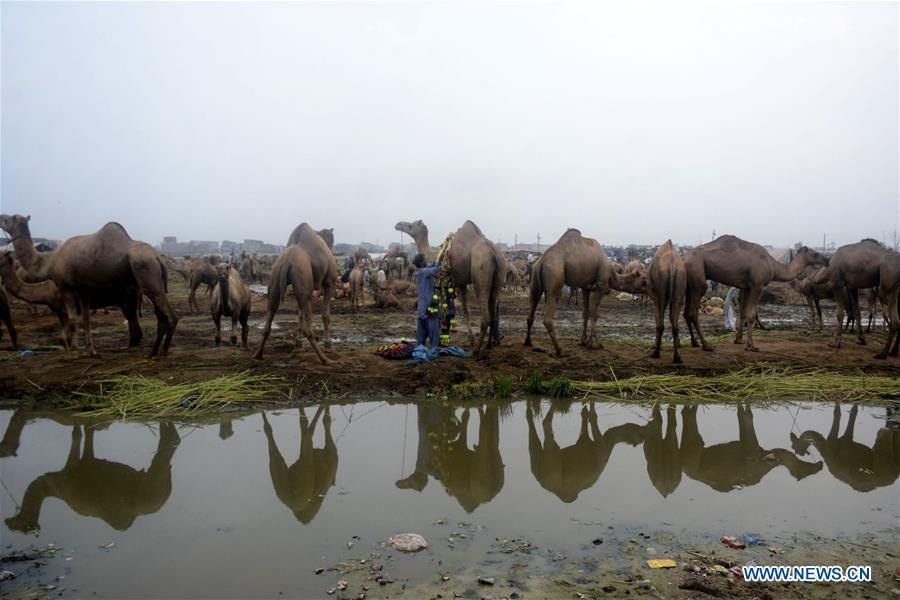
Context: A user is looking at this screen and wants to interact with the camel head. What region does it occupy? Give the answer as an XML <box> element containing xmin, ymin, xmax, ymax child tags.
<box><xmin>789</xmin><ymin>431</ymin><xmax>823</xmax><ymax>456</ymax></box>
<box><xmin>793</xmin><ymin>246</ymin><xmax>829</xmax><ymax>268</ymax></box>
<box><xmin>316</xmin><ymin>228</ymin><xmax>334</xmax><ymax>250</ymax></box>
<box><xmin>0</xmin><ymin>214</ymin><xmax>30</xmax><ymax>237</ymax></box>
<box><xmin>216</xmin><ymin>262</ymin><xmax>233</xmax><ymax>283</ymax></box>
<box><xmin>616</xmin><ymin>266</ymin><xmax>649</xmax><ymax>295</ymax></box>
<box><xmin>395</xmin><ymin>220</ymin><xmax>427</xmax><ymax>240</ymax></box>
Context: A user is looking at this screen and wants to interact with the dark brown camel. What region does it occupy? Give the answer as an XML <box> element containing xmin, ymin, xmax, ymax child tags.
<box><xmin>0</xmin><ymin>252</ymin><xmax>72</xmax><ymax>348</ymax></box>
<box><xmin>647</xmin><ymin>240</ymin><xmax>686</xmax><ymax>363</ymax></box>
<box><xmin>0</xmin><ymin>285</ymin><xmax>17</xmax><ymax>350</ymax></box>
<box><xmin>0</xmin><ymin>214</ymin><xmax>177</xmax><ymax>357</ymax></box>
<box><xmin>186</xmin><ymin>258</ymin><xmax>217</xmax><ymax>313</ymax></box>
<box><xmin>683</xmin><ymin>235</ymin><xmax>828</xmax><ymax>352</ymax></box>
<box><xmin>524</xmin><ymin>229</ymin><xmax>648</xmax><ymax>355</ymax></box>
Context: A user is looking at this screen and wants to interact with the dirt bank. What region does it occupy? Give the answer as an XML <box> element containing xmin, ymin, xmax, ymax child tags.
<box><xmin>1</xmin><ymin>281</ymin><xmax>897</xmax><ymax>402</ymax></box>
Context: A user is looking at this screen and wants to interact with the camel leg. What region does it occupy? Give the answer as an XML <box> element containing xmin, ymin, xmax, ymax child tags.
<box><xmin>460</xmin><ymin>287</ymin><xmax>474</xmax><ymax>346</ymax></box>
<box><xmin>669</xmin><ymin>293</ymin><xmax>683</xmax><ymax>364</ymax></box>
<box><xmin>297</xmin><ymin>292</ymin><xmax>330</xmax><ymax>364</ymax></box>
<box><xmin>121</xmin><ymin>298</ymin><xmax>142</xmax><ymax>348</ymax></box>
<box><xmin>683</xmin><ymin>282</ymin><xmax>712</xmax><ymax>351</ymax></box>
<box><xmin>734</xmin><ymin>291</ymin><xmax>745</xmax><ymax>344</ymax></box>
<box><xmin>650</xmin><ymin>291</ymin><xmax>664</xmax><ymax>359</ymax></box>
<box><xmin>580</xmin><ymin>287</ymin><xmax>590</xmax><ymax>346</ymax></box>
<box><xmin>850</xmin><ymin>289</ymin><xmax>866</xmax><ymax>345</ymax></box>
<box><xmin>188</xmin><ymin>281</ymin><xmax>199</xmax><ymax>313</ymax></box>
<box><xmin>0</xmin><ymin>297</ymin><xmax>17</xmax><ymax>351</ymax></box>
<box><xmin>830</xmin><ymin>287</ymin><xmax>849</xmax><ymax>348</ymax></box>
<box><xmin>254</xmin><ymin>296</ymin><xmax>280</xmax><ymax>360</ymax></box>
<box><xmin>213</xmin><ymin>310</ymin><xmax>222</xmax><ymax>346</ymax></box>
<box><xmin>542</xmin><ymin>290</ymin><xmax>564</xmax><ymax>356</ymax></box>
<box><xmin>240</xmin><ymin>309</ymin><xmax>250</xmax><ymax>348</ymax></box>
<box><xmin>524</xmin><ymin>287</ymin><xmax>540</xmax><ymax>347</ymax></box>
<box><xmin>145</xmin><ymin>291</ymin><xmax>178</xmax><ymax>358</ymax></box>
<box><xmin>66</xmin><ymin>425</ymin><xmax>83</xmax><ymax>468</ymax></box>
<box><xmin>321</xmin><ymin>282</ymin><xmax>333</xmax><ymax>351</ymax></box>
<box><xmin>874</xmin><ymin>286</ymin><xmax>899</xmax><ymax>359</ymax></box>
<box><xmin>230</xmin><ymin>313</ymin><xmax>239</xmax><ymax>346</ymax></box>
<box><xmin>587</xmin><ymin>288</ymin><xmax>604</xmax><ymax>350</ymax></box>
<box><xmin>77</xmin><ymin>294</ymin><xmax>98</xmax><ymax>357</ymax></box>
<box><xmin>741</xmin><ymin>287</ymin><xmax>764</xmax><ymax>352</ymax></box>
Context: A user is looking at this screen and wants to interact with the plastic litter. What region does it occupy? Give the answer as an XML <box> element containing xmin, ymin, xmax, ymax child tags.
<box><xmin>647</xmin><ymin>559</ymin><xmax>677</xmax><ymax>569</ymax></box>
<box><xmin>19</xmin><ymin>350</ymin><xmax>35</xmax><ymax>358</ymax></box>
<box><xmin>720</xmin><ymin>536</ymin><xmax>746</xmax><ymax>549</ymax></box>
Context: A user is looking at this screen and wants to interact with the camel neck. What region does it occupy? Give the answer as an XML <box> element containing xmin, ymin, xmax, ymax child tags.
<box><xmin>772</xmin><ymin>256</ymin><xmax>806</xmax><ymax>282</ymax></box>
<box><xmin>10</xmin><ymin>228</ymin><xmax>50</xmax><ymax>279</ymax></box>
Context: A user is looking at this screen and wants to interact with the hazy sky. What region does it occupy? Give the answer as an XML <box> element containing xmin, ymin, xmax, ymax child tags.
<box><xmin>2</xmin><ymin>1</ymin><xmax>898</xmax><ymax>249</ymax></box>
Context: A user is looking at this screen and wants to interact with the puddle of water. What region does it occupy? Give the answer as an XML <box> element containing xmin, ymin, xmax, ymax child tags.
<box><xmin>1</xmin><ymin>401</ymin><xmax>897</xmax><ymax>598</ymax></box>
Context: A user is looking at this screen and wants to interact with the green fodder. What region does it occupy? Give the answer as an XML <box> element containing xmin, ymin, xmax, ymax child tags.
<box><xmin>527</xmin><ymin>368</ymin><xmax>544</xmax><ymax>394</ymax></box>
<box><xmin>564</xmin><ymin>364</ymin><xmax>900</xmax><ymax>403</ymax></box>
<box><xmin>547</xmin><ymin>376</ymin><xmax>573</xmax><ymax>399</ymax></box>
<box><xmin>69</xmin><ymin>372</ymin><xmax>284</xmax><ymax>418</ymax></box>
<box><xmin>493</xmin><ymin>374</ymin><xmax>514</xmax><ymax>399</ymax></box>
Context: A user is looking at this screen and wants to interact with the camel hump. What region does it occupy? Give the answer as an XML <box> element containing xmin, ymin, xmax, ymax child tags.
<box><xmin>859</xmin><ymin>238</ymin><xmax>884</xmax><ymax>246</ymax></box>
<box><xmin>460</xmin><ymin>220</ymin><xmax>485</xmax><ymax>237</ymax></box>
<box><xmin>286</xmin><ymin>223</ymin><xmax>313</xmax><ymax>247</ymax></box>
<box><xmin>99</xmin><ymin>222</ymin><xmax>133</xmax><ymax>239</ymax></box>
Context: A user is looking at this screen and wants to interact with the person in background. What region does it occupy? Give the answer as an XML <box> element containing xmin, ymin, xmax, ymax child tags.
<box><xmin>724</xmin><ymin>286</ymin><xmax>739</xmax><ymax>332</ymax></box>
<box><xmin>413</xmin><ymin>254</ymin><xmax>441</xmax><ymax>348</ymax></box>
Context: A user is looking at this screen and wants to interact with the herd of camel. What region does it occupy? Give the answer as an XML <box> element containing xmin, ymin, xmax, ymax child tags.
<box><xmin>1</xmin><ymin>401</ymin><xmax>897</xmax><ymax>531</ymax></box>
<box><xmin>0</xmin><ymin>212</ymin><xmax>898</xmax><ymax>364</ymax></box>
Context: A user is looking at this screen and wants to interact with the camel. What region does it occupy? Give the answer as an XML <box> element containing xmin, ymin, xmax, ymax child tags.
<box><xmin>809</xmin><ymin>240</ymin><xmax>900</xmax><ymax>358</ymax></box>
<box><xmin>791</xmin><ymin>403</ymin><xmax>900</xmax><ymax>492</ymax></box>
<box><xmin>0</xmin><ymin>252</ymin><xmax>72</xmax><ymax>348</ymax></box>
<box><xmin>186</xmin><ymin>258</ymin><xmax>217</xmax><ymax>313</ymax></box>
<box><xmin>160</xmin><ymin>255</ymin><xmax>190</xmax><ymax>284</ymax></box>
<box><xmin>255</xmin><ymin>224</ymin><xmax>336</xmax><ymax>364</ymax></box>
<box><xmin>0</xmin><ymin>285</ymin><xmax>16</xmax><ymax>350</ymax></box>
<box><xmin>348</xmin><ymin>265</ymin><xmax>366</xmax><ymax>312</ymax></box>
<box><xmin>0</xmin><ymin>214</ymin><xmax>177</xmax><ymax>357</ymax></box>
<box><xmin>5</xmin><ymin>422</ymin><xmax>180</xmax><ymax>533</ymax></box>
<box><xmin>683</xmin><ymin>235</ymin><xmax>828</xmax><ymax>352</ymax></box>
<box><xmin>238</xmin><ymin>253</ymin><xmax>264</xmax><ymax>284</ymax></box>
<box><xmin>261</xmin><ymin>408</ymin><xmax>338</xmax><ymax>524</ymax></box>
<box><xmin>524</xmin><ymin>229</ymin><xmax>648</xmax><ymax>356</ymax></box>
<box><xmin>396</xmin><ymin>220</ymin><xmax>506</xmax><ymax>353</ymax></box>
<box><xmin>528</xmin><ymin>402</ymin><xmax>644</xmax><ymax>502</ymax></box>
<box><xmin>355</xmin><ymin>246</ymin><xmax>370</xmax><ymax>264</ymax></box>
<box><xmin>643</xmin><ymin>405</ymin><xmax>682</xmax><ymax>497</ymax></box>
<box><xmin>647</xmin><ymin>240</ymin><xmax>686</xmax><ymax>363</ymax></box>
<box><xmin>287</xmin><ymin>222</ymin><xmax>338</xmax><ymax>342</ymax></box>
<box><xmin>209</xmin><ymin>263</ymin><xmax>251</xmax><ymax>347</ymax></box>
<box><xmin>679</xmin><ymin>404</ymin><xmax>822</xmax><ymax>493</ymax></box>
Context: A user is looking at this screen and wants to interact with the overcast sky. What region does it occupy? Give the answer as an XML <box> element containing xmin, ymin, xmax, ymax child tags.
<box><xmin>2</xmin><ymin>1</ymin><xmax>897</xmax><ymax>249</ymax></box>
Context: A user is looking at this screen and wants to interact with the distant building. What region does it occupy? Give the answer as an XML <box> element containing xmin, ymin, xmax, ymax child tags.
<box><xmin>160</xmin><ymin>236</ymin><xmax>220</xmax><ymax>256</ymax></box>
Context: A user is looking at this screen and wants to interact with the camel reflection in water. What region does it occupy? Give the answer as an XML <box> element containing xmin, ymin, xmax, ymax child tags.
<box><xmin>261</xmin><ymin>407</ymin><xmax>338</xmax><ymax>523</ymax></box>
<box><xmin>396</xmin><ymin>404</ymin><xmax>504</xmax><ymax>512</ymax></box>
<box><xmin>528</xmin><ymin>402</ymin><xmax>643</xmax><ymax>502</ymax></box>
<box><xmin>676</xmin><ymin>404</ymin><xmax>823</xmax><ymax>492</ymax></box>
<box><xmin>5</xmin><ymin>421</ymin><xmax>180</xmax><ymax>533</ymax></box>
<box><xmin>791</xmin><ymin>403</ymin><xmax>900</xmax><ymax>492</ymax></box>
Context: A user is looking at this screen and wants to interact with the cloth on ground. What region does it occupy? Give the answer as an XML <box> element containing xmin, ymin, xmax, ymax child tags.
<box><xmin>408</xmin><ymin>344</ymin><xmax>468</xmax><ymax>364</ymax></box>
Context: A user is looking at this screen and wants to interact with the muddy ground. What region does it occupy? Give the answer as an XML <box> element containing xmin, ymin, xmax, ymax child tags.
<box><xmin>1</xmin><ymin>280</ymin><xmax>898</xmax><ymax>401</ymax></box>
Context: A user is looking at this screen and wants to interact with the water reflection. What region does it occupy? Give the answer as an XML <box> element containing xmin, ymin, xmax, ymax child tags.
<box><xmin>5</xmin><ymin>422</ymin><xmax>180</xmax><ymax>533</ymax></box>
<box><xmin>791</xmin><ymin>403</ymin><xmax>900</xmax><ymax>492</ymax></box>
<box><xmin>680</xmin><ymin>404</ymin><xmax>822</xmax><ymax>492</ymax></box>
<box><xmin>528</xmin><ymin>402</ymin><xmax>643</xmax><ymax>502</ymax></box>
<box><xmin>396</xmin><ymin>405</ymin><xmax>504</xmax><ymax>512</ymax></box>
<box><xmin>262</xmin><ymin>407</ymin><xmax>338</xmax><ymax>523</ymax></box>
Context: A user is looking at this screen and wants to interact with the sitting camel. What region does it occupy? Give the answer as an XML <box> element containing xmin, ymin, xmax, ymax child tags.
<box><xmin>524</xmin><ymin>229</ymin><xmax>648</xmax><ymax>356</ymax></box>
<box><xmin>791</xmin><ymin>403</ymin><xmax>900</xmax><ymax>492</ymax></box>
<box><xmin>0</xmin><ymin>285</ymin><xmax>16</xmax><ymax>350</ymax></box>
<box><xmin>809</xmin><ymin>239</ymin><xmax>900</xmax><ymax>358</ymax></box>
<box><xmin>5</xmin><ymin>422</ymin><xmax>180</xmax><ymax>533</ymax></box>
<box><xmin>396</xmin><ymin>219</ymin><xmax>506</xmax><ymax>353</ymax></box>
<box><xmin>647</xmin><ymin>240</ymin><xmax>686</xmax><ymax>363</ymax></box>
<box><xmin>255</xmin><ymin>224</ymin><xmax>336</xmax><ymax>364</ymax></box>
<box><xmin>679</xmin><ymin>404</ymin><xmax>822</xmax><ymax>493</ymax></box>
<box><xmin>261</xmin><ymin>408</ymin><xmax>338</xmax><ymax>524</ymax></box>
<box><xmin>0</xmin><ymin>214</ymin><xmax>177</xmax><ymax>357</ymax></box>
<box><xmin>348</xmin><ymin>265</ymin><xmax>366</xmax><ymax>312</ymax></box>
<box><xmin>209</xmin><ymin>263</ymin><xmax>251</xmax><ymax>347</ymax></box>
<box><xmin>528</xmin><ymin>402</ymin><xmax>644</xmax><ymax>502</ymax></box>
<box><xmin>683</xmin><ymin>235</ymin><xmax>828</xmax><ymax>352</ymax></box>
<box><xmin>0</xmin><ymin>252</ymin><xmax>72</xmax><ymax>348</ymax></box>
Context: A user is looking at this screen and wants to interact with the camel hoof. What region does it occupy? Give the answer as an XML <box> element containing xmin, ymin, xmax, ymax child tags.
<box><xmin>856</xmin><ymin>339</ymin><xmax>866</xmax><ymax>346</ymax></box>
<box><xmin>673</xmin><ymin>356</ymin><xmax>683</xmax><ymax>364</ymax></box>
<box><xmin>745</xmin><ymin>346</ymin><xmax>760</xmax><ymax>353</ymax></box>
<box><xmin>253</xmin><ymin>351</ymin><xmax>264</xmax><ymax>360</ymax></box>
<box><xmin>215</xmin><ymin>339</ymin><xmax>221</xmax><ymax>347</ymax></box>
<box><xmin>702</xmin><ymin>346</ymin><xmax>713</xmax><ymax>352</ymax></box>
<box><xmin>231</xmin><ymin>338</ymin><xmax>237</xmax><ymax>346</ymax></box>
<box><xmin>523</xmin><ymin>340</ymin><xmax>532</xmax><ymax>347</ymax></box>
<box><xmin>650</xmin><ymin>351</ymin><xmax>660</xmax><ymax>359</ymax></box>
<box><xmin>874</xmin><ymin>353</ymin><xmax>887</xmax><ymax>360</ymax></box>
<box><xmin>690</xmin><ymin>340</ymin><xmax>700</xmax><ymax>348</ymax></box>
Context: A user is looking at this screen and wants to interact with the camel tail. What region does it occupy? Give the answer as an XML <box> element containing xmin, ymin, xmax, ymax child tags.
<box><xmin>157</xmin><ymin>256</ymin><xmax>169</xmax><ymax>294</ymax></box>
<box><xmin>530</xmin><ymin>259</ymin><xmax>545</xmax><ymax>307</ymax></box>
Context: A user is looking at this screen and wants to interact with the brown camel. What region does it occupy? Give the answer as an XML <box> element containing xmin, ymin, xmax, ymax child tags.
<box><xmin>0</xmin><ymin>252</ymin><xmax>72</xmax><ymax>348</ymax></box>
<box><xmin>647</xmin><ymin>240</ymin><xmax>686</xmax><ymax>363</ymax></box>
<box><xmin>287</xmin><ymin>222</ymin><xmax>339</xmax><ymax>347</ymax></box>
<box><xmin>809</xmin><ymin>239</ymin><xmax>899</xmax><ymax>357</ymax></box>
<box><xmin>210</xmin><ymin>263</ymin><xmax>251</xmax><ymax>347</ymax></box>
<box><xmin>0</xmin><ymin>214</ymin><xmax>177</xmax><ymax>357</ymax></box>
<box><xmin>354</xmin><ymin>246</ymin><xmax>370</xmax><ymax>264</ymax></box>
<box><xmin>186</xmin><ymin>258</ymin><xmax>218</xmax><ymax>313</ymax></box>
<box><xmin>0</xmin><ymin>285</ymin><xmax>16</xmax><ymax>350</ymax></box>
<box><xmin>683</xmin><ymin>235</ymin><xmax>828</xmax><ymax>352</ymax></box>
<box><xmin>255</xmin><ymin>224</ymin><xmax>336</xmax><ymax>364</ymax></box>
<box><xmin>348</xmin><ymin>266</ymin><xmax>365</xmax><ymax>312</ymax></box>
<box><xmin>238</xmin><ymin>253</ymin><xmax>265</xmax><ymax>285</ymax></box>
<box><xmin>523</xmin><ymin>229</ymin><xmax>648</xmax><ymax>356</ymax></box>
<box><xmin>396</xmin><ymin>219</ymin><xmax>506</xmax><ymax>353</ymax></box>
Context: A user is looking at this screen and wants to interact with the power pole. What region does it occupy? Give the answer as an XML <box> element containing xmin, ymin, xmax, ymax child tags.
<box><xmin>537</xmin><ymin>234</ymin><xmax>541</xmax><ymax>253</ymax></box>
<box><xmin>514</xmin><ymin>234</ymin><xmax>518</xmax><ymax>250</ymax></box>
<box><xmin>822</xmin><ymin>233</ymin><xmax>826</xmax><ymax>252</ymax></box>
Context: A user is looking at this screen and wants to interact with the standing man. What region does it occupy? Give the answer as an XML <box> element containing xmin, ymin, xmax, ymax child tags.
<box><xmin>413</xmin><ymin>254</ymin><xmax>441</xmax><ymax>348</ymax></box>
